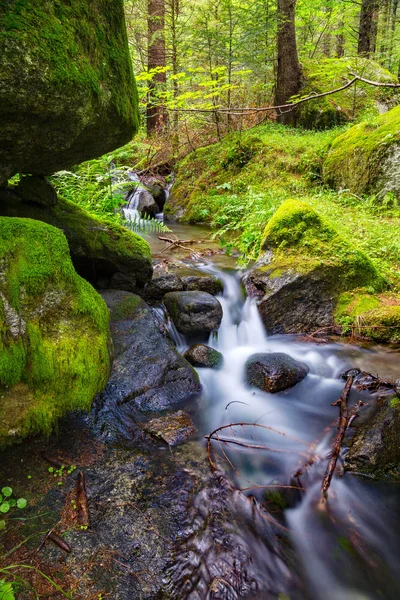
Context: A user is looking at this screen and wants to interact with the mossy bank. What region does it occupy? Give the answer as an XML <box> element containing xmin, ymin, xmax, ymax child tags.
<box><xmin>0</xmin><ymin>0</ymin><xmax>139</xmax><ymax>185</ymax></box>
<box><xmin>0</xmin><ymin>217</ymin><xmax>112</xmax><ymax>446</ymax></box>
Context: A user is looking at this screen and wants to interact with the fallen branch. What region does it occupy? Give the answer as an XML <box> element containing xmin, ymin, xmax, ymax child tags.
<box><xmin>320</xmin><ymin>369</ymin><xmax>361</xmax><ymax>505</ymax></box>
<box><xmin>76</xmin><ymin>471</ymin><xmax>90</xmax><ymax>528</ymax></box>
<box><xmin>165</xmin><ymin>73</ymin><xmax>400</xmax><ymax>117</ymax></box>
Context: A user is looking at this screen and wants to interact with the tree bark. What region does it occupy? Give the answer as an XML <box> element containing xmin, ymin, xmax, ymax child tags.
<box><xmin>147</xmin><ymin>0</ymin><xmax>167</xmax><ymax>136</ymax></box>
<box><xmin>275</xmin><ymin>0</ymin><xmax>302</xmax><ymax>125</ymax></box>
<box><xmin>358</xmin><ymin>0</ymin><xmax>380</xmax><ymax>57</ymax></box>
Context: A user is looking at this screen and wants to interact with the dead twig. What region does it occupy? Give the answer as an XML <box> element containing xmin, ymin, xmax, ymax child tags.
<box><xmin>76</xmin><ymin>471</ymin><xmax>90</xmax><ymax>528</ymax></box>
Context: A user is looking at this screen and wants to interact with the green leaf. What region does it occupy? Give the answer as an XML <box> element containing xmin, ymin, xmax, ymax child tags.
<box><xmin>0</xmin><ymin>502</ymin><xmax>10</xmax><ymax>513</ymax></box>
<box><xmin>0</xmin><ymin>520</ymin><xmax>5</xmax><ymax>530</ymax></box>
<box><xmin>17</xmin><ymin>498</ymin><xmax>27</xmax><ymax>509</ymax></box>
<box><xmin>1</xmin><ymin>487</ymin><xmax>12</xmax><ymax>498</ymax></box>
<box><xmin>0</xmin><ymin>579</ymin><xmax>15</xmax><ymax>600</ymax></box>
<box><xmin>8</xmin><ymin>500</ymin><xmax>16</xmax><ymax>508</ymax></box>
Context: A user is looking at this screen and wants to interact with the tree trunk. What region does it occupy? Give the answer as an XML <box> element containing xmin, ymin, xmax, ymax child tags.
<box><xmin>275</xmin><ymin>0</ymin><xmax>302</xmax><ymax>125</ymax></box>
<box><xmin>358</xmin><ymin>0</ymin><xmax>380</xmax><ymax>57</ymax></box>
<box><xmin>147</xmin><ymin>0</ymin><xmax>167</xmax><ymax>136</ymax></box>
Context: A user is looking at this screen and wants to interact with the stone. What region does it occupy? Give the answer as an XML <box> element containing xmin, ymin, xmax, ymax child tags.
<box><xmin>94</xmin><ymin>290</ymin><xmax>201</xmax><ymax>441</ymax></box>
<box><xmin>0</xmin><ymin>217</ymin><xmax>111</xmax><ymax>446</ymax></box>
<box><xmin>16</xmin><ymin>175</ymin><xmax>57</xmax><ymax>207</ymax></box>
<box><xmin>245</xmin><ymin>353</ymin><xmax>309</xmax><ymax>393</ymax></box>
<box><xmin>136</xmin><ymin>189</ymin><xmax>160</xmax><ymax>217</ymax></box>
<box><xmin>184</xmin><ymin>344</ymin><xmax>224</xmax><ymax>369</ymax></box>
<box><xmin>144</xmin><ymin>410</ymin><xmax>196</xmax><ymax>446</ymax></box>
<box><xmin>0</xmin><ymin>193</ymin><xmax>153</xmax><ymax>289</ymax></box>
<box><xmin>163</xmin><ymin>291</ymin><xmax>223</xmax><ymax>335</ymax></box>
<box><xmin>148</xmin><ymin>184</ymin><xmax>167</xmax><ymax>211</ymax></box>
<box><xmin>243</xmin><ymin>199</ymin><xmax>383</xmax><ymax>334</ymax></box>
<box><xmin>323</xmin><ymin>104</ymin><xmax>400</xmax><ymax>201</ymax></box>
<box><xmin>0</xmin><ymin>0</ymin><xmax>139</xmax><ymax>184</ymax></box>
<box><xmin>182</xmin><ymin>275</ymin><xmax>223</xmax><ymax>295</ymax></box>
<box><xmin>345</xmin><ymin>373</ymin><xmax>400</xmax><ymax>480</ymax></box>
<box><xmin>144</xmin><ymin>272</ymin><xmax>184</xmax><ymax>300</ymax></box>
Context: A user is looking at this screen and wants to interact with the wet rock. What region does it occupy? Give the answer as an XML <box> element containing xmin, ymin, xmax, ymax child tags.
<box><xmin>144</xmin><ymin>410</ymin><xmax>196</xmax><ymax>446</ymax></box>
<box><xmin>16</xmin><ymin>175</ymin><xmax>57</xmax><ymax>207</ymax></box>
<box><xmin>245</xmin><ymin>352</ymin><xmax>309</xmax><ymax>393</ymax></box>
<box><xmin>144</xmin><ymin>272</ymin><xmax>184</xmax><ymax>300</ymax></box>
<box><xmin>95</xmin><ymin>290</ymin><xmax>201</xmax><ymax>442</ymax></box>
<box><xmin>136</xmin><ymin>189</ymin><xmax>160</xmax><ymax>217</ymax></box>
<box><xmin>184</xmin><ymin>344</ymin><xmax>224</xmax><ymax>369</ymax></box>
<box><xmin>0</xmin><ymin>193</ymin><xmax>153</xmax><ymax>288</ymax></box>
<box><xmin>345</xmin><ymin>373</ymin><xmax>400</xmax><ymax>480</ymax></box>
<box><xmin>182</xmin><ymin>274</ymin><xmax>223</xmax><ymax>295</ymax></box>
<box><xmin>148</xmin><ymin>184</ymin><xmax>167</xmax><ymax>211</ymax></box>
<box><xmin>163</xmin><ymin>291</ymin><xmax>223</xmax><ymax>334</ymax></box>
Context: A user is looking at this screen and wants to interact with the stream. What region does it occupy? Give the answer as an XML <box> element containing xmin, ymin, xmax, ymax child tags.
<box><xmin>146</xmin><ymin>222</ymin><xmax>400</xmax><ymax>600</ymax></box>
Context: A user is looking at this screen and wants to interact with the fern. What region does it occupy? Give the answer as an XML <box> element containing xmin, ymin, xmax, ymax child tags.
<box><xmin>124</xmin><ymin>212</ymin><xmax>172</xmax><ymax>234</ymax></box>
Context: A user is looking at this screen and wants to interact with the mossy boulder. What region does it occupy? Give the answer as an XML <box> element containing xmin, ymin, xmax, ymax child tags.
<box><xmin>298</xmin><ymin>57</ymin><xmax>398</xmax><ymax>130</ymax></box>
<box><xmin>245</xmin><ymin>353</ymin><xmax>309</xmax><ymax>393</ymax></box>
<box><xmin>0</xmin><ymin>217</ymin><xmax>111</xmax><ymax>446</ymax></box>
<box><xmin>0</xmin><ymin>188</ymin><xmax>152</xmax><ymax>288</ymax></box>
<box><xmin>184</xmin><ymin>344</ymin><xmax>224</xmax><ymax>369</ymax></box>
<box><xmin>244</xmin><ymin>199</ymin><xmax>384</xmax><ymax>334</ymax></box>
<box><xmin>323</xmin><ymin>105</ymin><xmax>400</xmax><ymax>201</ymax></box>
<box><xmin>0</xmin><ymin>0</ymin><xmax>139</xmax><ymax>186</ymax></box>
<box><xmin>335</xmin><ymin>291</ymin><xmax>400</xmax><ymax>344</ymax></box>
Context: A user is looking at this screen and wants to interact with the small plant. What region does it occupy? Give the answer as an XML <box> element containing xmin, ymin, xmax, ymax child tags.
<box><xmin>0</xmin><ymin>579</ymin><xmax>15</xmax><ymax>600</ymax></box>
<box><xmin>48</xmin><ymin>465</ymin><xmax>77</xmax><ymax>487</ymax></box>
<box><xmin>0</xmin><ymin>487</ymin><xmax>27</xmax><ymax>531</ymax></box>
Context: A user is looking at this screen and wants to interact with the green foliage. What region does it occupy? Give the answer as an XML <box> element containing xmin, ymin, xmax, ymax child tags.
<box><xmin>0</xmin><ymin>580</ymin><xmax>15</xmax><ymax>600</ymax></box>
<box><xmin>0</xmin><ymin>486</ymin><xmax>27</xmax><ymax>532</ymax></box>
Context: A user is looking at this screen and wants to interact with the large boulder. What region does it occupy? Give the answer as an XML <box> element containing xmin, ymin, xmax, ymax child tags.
<box><xmin>323</xmin><ymin>105</ymin><xmax>400</xmax><ymax>201</ymax></box>
<box><xmin>0</xmin><ymin>188</ymin><xmax>153</xmax><ymax>289</ymax></box>
<box><xmin>244</xmin><ymin>200</ymin><xmax>383</xmax><ymax>334</ymax></box>
<box><xmin>0</xmin><ymin>0</ymin><xmax>139</xmax><ymax>186</ymax></box>
<box><xmin>94</xmin><ymin>290</ymin><xmax>201</xmax><ymax>442</ymax></box>
<box><xmin>297</xmin><ymin>57</ymin><xmax>398</xmax><ymax>130</ymax></box>
<box><xmin>0</xmin><ymin>217</ymin><xmax>111</xmax><ymax>446</ymax></box>
<box><xmin>163</xmin><ymin>291</ymin><xmax>223</xmax><ymax>334</ymax></box>
<box><xmin>245</xmin><ymin>353</ymin><xmax>309</xmax><ymax>393</ymax></box>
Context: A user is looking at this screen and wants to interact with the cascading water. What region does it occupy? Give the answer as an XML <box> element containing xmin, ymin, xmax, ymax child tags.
<box><xmin>163</xmin><ymin>262</ymin><xmax>400</xmax><ymax>600</ymax></box>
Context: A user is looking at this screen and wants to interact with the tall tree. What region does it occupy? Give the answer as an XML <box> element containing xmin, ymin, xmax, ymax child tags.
<box><xmin>358</xmin><ymin>0</ymin><xmax>380</xmax><ymax>56</ymax></box>
<box><xmin>147</xmin><ymin>0</ymin><xmax>167</xmax><ymax>135</ymax></box>
<box><xmin>275</xmin><ymin>0</ymin><xmax>302</xmax><ymax>124</ymax></box>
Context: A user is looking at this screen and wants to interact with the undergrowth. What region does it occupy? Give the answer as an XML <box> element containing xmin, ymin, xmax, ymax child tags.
<box><xmin>168</xmin><ymin>123</ymin><xmax>400</xmax><ymax>287</ymax></box>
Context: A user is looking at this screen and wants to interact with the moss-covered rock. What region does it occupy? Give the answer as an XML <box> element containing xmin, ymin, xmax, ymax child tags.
<box><xmin>323</xmin><ymin>105</ymin><xmax>400</xmax><ymax>200</ymax></box>
<box><xmin>0</xmin><ymin>189</ymin><xmax>152</xmax><ymax>288</ymax></box>
<box><xmin>0</xmin><ymin>0</ymin><xmax>139</xmax><ymax>185</ymax></box>
<box><xmin>297</xmin><ymin>57</ymin><xmax>398</xmax><ymax>130</ymax></box>
<box><xmin>244</xmin><ymin>199</ymin><xmax>384</xmax><ymax>334</ymax></box>
<box><xmin>0</xmin><ymin>217</ymin><xmax>111</xmax><ymax>446</ymax></box>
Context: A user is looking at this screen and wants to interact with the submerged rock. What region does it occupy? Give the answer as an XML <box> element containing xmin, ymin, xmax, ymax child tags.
<box><xmin>245</xmin><ymin>353</ymin><xmax>309</xmax><ymax>393</ymax></box>
<box><xmin>0</xmin><ymin>217</ymin><xmax>111</xmax><ymax>446</ymax></box>
<box><xmin>164</xmin><ymin>291</ymin><xmax>223</xmax><ymax>334</ymax></box>
<box><xmin>323</xmin><ymin>104</ymin><xmax>400</xmax><ymax>201</ymax></box>
<box><xmin>95</xmin><ymin>290</ymin><xmax>201</xmax><ymax>442</ymax></box>
<box><xmin>144</xmin><ymin>410</ymin><xmax>196</xmax><ymax>446</ymax></box>
<box><xmin>184</xmin><ymin>344</ymin><xmax>224</xmax><ymax>369</ymax></box>
<box><xmin>244</xmin><ymin>199</ymin><xmax>383</xmax><ymax>334</ymax></box>
<box><xmin>0</xmin><ymin>191</ymin><xmax>153</xmax><ymax>289</ymax></box>
<box><xmin>0</xmin><ymin>0</ymin><xmax>138</xmax><ymax>185</ymax></box>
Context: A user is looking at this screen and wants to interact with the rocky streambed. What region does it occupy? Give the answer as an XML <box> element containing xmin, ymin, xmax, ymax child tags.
<box><xmin>1</xmin><ymin>225</ymin><xmax>400</xmax><ymax>600</ymax></box>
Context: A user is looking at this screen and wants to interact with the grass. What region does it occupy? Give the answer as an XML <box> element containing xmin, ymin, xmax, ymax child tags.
<box><xmin>167</xmin><ymin>122</ymin><xmax>400</xmax><ymax>288</ymax></box>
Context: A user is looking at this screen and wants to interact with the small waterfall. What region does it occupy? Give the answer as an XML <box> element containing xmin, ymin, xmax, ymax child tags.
<box><xmin>162</xmin><ymin>262</ymin><xmax>400</xmax><ymax>600</ymax></box>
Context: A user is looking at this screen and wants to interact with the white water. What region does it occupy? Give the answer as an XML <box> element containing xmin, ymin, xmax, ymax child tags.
<box><xmin>164</xmin><ymin>264</ymin><xmax>400</xmax><ymax>600</ymax></box>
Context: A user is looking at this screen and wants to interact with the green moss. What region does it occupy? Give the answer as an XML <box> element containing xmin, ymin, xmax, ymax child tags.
<box><xmin>109</xmin><ymin>295</ymin><xmax>145</xmax><ymax>321</ymax></box>
<box><xmin>260</xmin><ymin>199</ymin><xmax>383</xmax><ymax>291</ymax></box>
<box><xmin>0</xmin><ymin>0</ymin><xmax>138</xmax><ymax>127</ymax></box>
<box><xmin>0</xmin><ymin>217</ymin><xmax>111</xmax><ymax>445</ymax></box>
<box><xmin>358</xmin><ymin>305</ymin><xmax>400</xmax><ymax>344</ymax></box>
<box><xmin>323</xmin><ymin>105</ymin><xmax>400</xmax><ymax>195</ymax></box>
<box><xmin>298</xmin><ymin>57</ymin><xmax>398</xmax><ymax>129</ymax></box>
<box><xmin>390</xmin><ymin>398</ymin><xmax>400</xmax><ymax>408</ymax></box>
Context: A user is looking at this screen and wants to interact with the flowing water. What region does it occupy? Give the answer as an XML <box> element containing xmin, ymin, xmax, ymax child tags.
<box><xmin>159</xmin><ymin>258</ymin><xmax>400</xmax><ymax>600</ymax></box>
